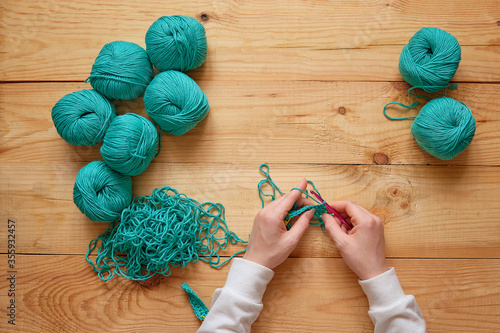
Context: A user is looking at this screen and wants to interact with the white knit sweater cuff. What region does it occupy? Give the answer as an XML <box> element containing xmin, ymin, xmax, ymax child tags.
<box><xmin>224</xmin><ymin>258</ymin><xmax>275</xmax><ymax>303</ymax></box>
<box><xmin>358</xmin><ymin>267</ymin><xmax>405</xmax><ymax>308</ymax></box>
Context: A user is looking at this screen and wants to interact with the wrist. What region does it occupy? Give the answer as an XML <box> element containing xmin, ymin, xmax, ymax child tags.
<box><xmin>358</xmin><ymin>264</ymin><xmax>389</xmax><ymax>280</ymax></box>
<box><xmin>243</xmin><ymin>252</ymin><xmax>273</xmax><ymax>270</ymax></box>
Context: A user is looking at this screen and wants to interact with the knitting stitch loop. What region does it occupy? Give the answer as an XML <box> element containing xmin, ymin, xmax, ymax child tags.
<box><xmin>258</xmin><ymin>164</ymin><xmax>328</xmax><ymax>230</ymax></box>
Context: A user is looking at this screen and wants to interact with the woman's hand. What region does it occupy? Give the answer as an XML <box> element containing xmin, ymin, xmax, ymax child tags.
<box><xmin>323</xmin><ymin>201</ymin><xmax>388</xmax><ymax>280</ymax></box>
<box><xmin>243</xmin><ymin>179</ymin><xmax>315</xmax><ymax>269</ymax></box>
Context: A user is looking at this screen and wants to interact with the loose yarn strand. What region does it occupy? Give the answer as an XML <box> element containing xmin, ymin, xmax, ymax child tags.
<box><xmin>258</xmin><ymin>164</ymin><xmax>328</xmax><ymax>230</ymax></box>
<box><xmin>383</xmin><ymin>101</ymin><xmax>419</xmax><ymax>120</ymax></box>
<box><xmin>383</xmin><ymin>82</ymin><xmax>459</xmax><ymax>121</ymax></box>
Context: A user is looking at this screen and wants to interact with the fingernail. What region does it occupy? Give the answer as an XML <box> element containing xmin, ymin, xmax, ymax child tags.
<box><xmin>310</xmin><ymin>208</ymin><xmax>316</xmax><ymax>214</ymax></box>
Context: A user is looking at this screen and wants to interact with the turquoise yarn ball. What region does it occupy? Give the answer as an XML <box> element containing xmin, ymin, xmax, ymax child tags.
<box><xmin>86</xmin><ymin>41</ymin><xmax>154</xmax><ymax>100</ymax></box>
<box><xmin>399</xmin><ymin>27</ymin><xmax>461</xmax><ymax>93</ymax></box>
<box><xmin>411</xmin><ymin>97</ymin><xmax>476</xmax><ymax>160</ymax></box>
<box><xmin>73</xmin><ymin>161</ymin><xmax>132</xmax><ymax>222</ymax></box>
<box><xmin>52</xmin><ymin>89</ymin><xmax>116</xmax><ymax>145</ymax></box>
<box><xmin>101</xmin><ymin>113</ymin><xmax>159</xmax><ymax>176</ymax></box>
<box><xmin>145</xmin><ymin>16</ymin><xmax>207</xmax><ymax>72</ymax></box>
<box><xmin>144</xmin><ymin>71</ymin><xmax>209</xmax><ymax>135</ymax></box>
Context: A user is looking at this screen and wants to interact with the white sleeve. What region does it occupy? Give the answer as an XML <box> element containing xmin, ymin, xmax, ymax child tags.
<box><xmin>358</xmin><ymin>267</ymin><xmax>426</xmax><ymax>333</ymax></box>
<box><xmin>197</xmin><ymin>258</ymin><xmax>274</xmax><ymax>333</ymax></box>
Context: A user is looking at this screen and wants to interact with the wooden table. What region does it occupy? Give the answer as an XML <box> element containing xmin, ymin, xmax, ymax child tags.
<box><xmin>1</xmin><ymin>1</ymin><xmax>499</xmax><ymax>331</ymax></box>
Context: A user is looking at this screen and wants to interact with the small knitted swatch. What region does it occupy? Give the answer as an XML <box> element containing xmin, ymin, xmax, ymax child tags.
<box><xmin>182</xmin><ymin>283</ymin><xmax>209</xmax><ymax>321</ymax></box>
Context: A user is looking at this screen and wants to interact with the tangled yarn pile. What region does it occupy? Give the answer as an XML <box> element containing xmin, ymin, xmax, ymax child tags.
<box><xmin>86</xmin><ymin>187</ymin><xmax>247</xmax><ymax>281</ymax></box>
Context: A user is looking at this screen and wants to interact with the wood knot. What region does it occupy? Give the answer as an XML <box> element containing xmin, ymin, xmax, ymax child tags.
<box><xmin>338</xmin><ymin>106</ymin><xmax>346</xmax><ymax>115</ymax></box>
<box><xmin>388</xmin><ymin>185</ymin><xmax>402</xmax><ymax>198</ymax></box>
<box><xmin>497</xmin><ymin>20</ymin><xmax>500</xmax><ymax>26</ymax></box>
<box><xmin>400</xmin><ymin>201</ymin><xmax>409</xmax><ymax>209</ymax></box>
<box><xmin>392</xmin><ymin>81</ymin><xmax>409</xmax><ymax>91</ymax></box>
<box><xmin>373</xmin><ymin>153</ymin><xmax>389</xmax><ymax>165</ymax></box>
<box><xmin>136</xmin><ymin>275</ymin><xmax>162</xmax><ymax>289</ymax></box>
<box><xmin>200</xmin><ymin>13</ymin><xmax>209</xmax><ymax>21</ymax></box>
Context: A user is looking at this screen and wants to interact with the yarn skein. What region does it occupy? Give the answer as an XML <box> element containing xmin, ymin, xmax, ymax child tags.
<box><xmin>145</xmin><ymin>15</ymin><xmax>207</xmax><ymax>72</ymax></box>
<box><xmin>52</xmin><ymin>89</ymin><xmax>116</xmax><ymax>146</ymax></box>
<box><xmin>411</xmin><ymin>97</ymin><xmax>476</xmax><ymax>160</ymax></box>
<box><xmin>399</xmin><ymin>27</ymin><xmax>461</xmax><ymax>95</ymax></box>
<box><xmin>144</xmin><ymin>71</ymin><xmax>209</xmax><ymax>135</ymax></box>
<box><xmin>384</xmin><ymin>27</ymin><xmax>461</xmax><ymax>115</ymax></box>
<box><xmin>86</xmin><ymin>41</ymin><xmax>154</xmax><ymax>100</ymax></box>
<box><xmin>101</xmin><ymin>113</ymin><xmax>160</xmax><ymax>176</ymax></box>
<box><xmin>73</xmin><ymin>161</ymin><xmax>133</xmax><ymax>223</ymax></box>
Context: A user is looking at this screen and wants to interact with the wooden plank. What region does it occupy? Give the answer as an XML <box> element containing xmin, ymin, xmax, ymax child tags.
<box><xmin>1</xmin><ymin>81</ymin><xmax>499</xmax><ymax>166</ymax></box>
<box><xmin>0</xmin><ymin>256</ymin><xmax>498</xmax><ymax>332</ymax></box>
<box><xmin>1</xmin><ymin>162</ymin><xmax>499</xmax><ymax>258</ymax></box>
<box><xmin>1</xmin><ymin>0</ymin><xmax>500</xmax><ymax>82</ymax></box>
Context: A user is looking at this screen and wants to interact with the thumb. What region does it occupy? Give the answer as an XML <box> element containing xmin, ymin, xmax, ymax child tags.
<box><xmin>323</xmin><ymin>213</ymin><xmax>348</xmax><ymax>245</ymax></box>
<box><xmin>288</xmin><ymin>208</ymin><xmax>314</xmax><ymax>242</ymax></box>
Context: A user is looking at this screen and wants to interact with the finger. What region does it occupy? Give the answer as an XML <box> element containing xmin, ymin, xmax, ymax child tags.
<box><xmin>295</xmin><ymin>196</ymin><xmax>315</xmax><ymax>209</ymax></box>
<box><xmin>323</xmin><ymin>213</ymin><xmax>349</xmax><ymax>244</ymax></box>
<box><xmin>266</xmin><ymin>191</ymin><xmax>286</xmax><ymax>207</ymax></box>
<box><xmin>287</xmin><ymin>208</ymin><xmax>314</xmax><ymax>243</ymax></box>
<box><xmin>329</xmin><ymin>201</ymin><xmax>366</xmax><ymax>225</ymax></box>
<box><xmin>279</xmin><ymin>178</ymin><xmax>307</xmax><ymax>211</ymax></box>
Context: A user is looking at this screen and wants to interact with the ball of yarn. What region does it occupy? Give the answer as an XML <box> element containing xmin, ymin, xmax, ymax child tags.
<box><xmin>100</xmin><ymin>113</ymin><xmax>159</xmax><ymax>176</ymax></box>
<box><xmin>144</xmin><ymin>71</ymin><xmax>209</xmax><ymax>135</ymax></box>
<box><xmin>52</xmin><ymin>89</ymin><xmax>116</xmax><ymax>145</ymax></box>
<box><xmin>411</xmin><ymin>97</ymin><xmax>476</xmax><ymax>160</ymax></box>
<box><xmin>145</xmin><ymin>16</ymin><xmax>207</xmax><ymax>72</ymax></box>
<box><xmin>399</xmin><ymin>27</ymin><xmax>461</xmax><ymax>93</ymax></box>
<box><xmin>73</xmin><ymin>161</ymin><xmax>132</xmax><ymax>222</ymax></box>
<box><xmin>86</xmin><ymin>41</ymin><xmax>154</xmax><ymax>100</ymax></box>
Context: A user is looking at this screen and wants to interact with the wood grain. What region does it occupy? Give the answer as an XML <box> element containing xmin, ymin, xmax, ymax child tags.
<box><xmin>1</xmin><ymin>162</ymin><xmax>499</xmax><ymax>258</ymax></box>
<box><xmin>1</xmin><ymin>81</ymin><xmax>499</xmax><ymax>166</ymax></box>
<box><xmin>1</xmin><ymin>0</ymin><xmax>500</xmax><ymax>82</ymax></box>
<box><xmin>1</xmin><ymin>1</ymin><xmax>500</xmax><ymax>331</ymax></box>
<box><xmin>0</xmin><ymin>255</ymin><xmax>499</xmax><ymax>332</ymax></box>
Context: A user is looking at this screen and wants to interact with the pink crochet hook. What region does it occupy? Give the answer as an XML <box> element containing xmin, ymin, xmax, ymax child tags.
<box><xmin>310</xmin><ymin>190</ymin><xmax>352</xmax><ymax>230</ymax></box>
